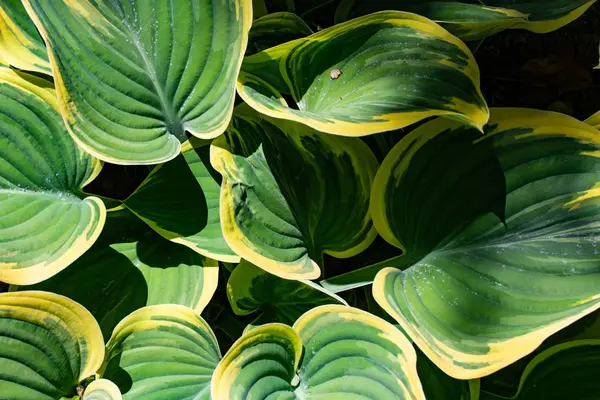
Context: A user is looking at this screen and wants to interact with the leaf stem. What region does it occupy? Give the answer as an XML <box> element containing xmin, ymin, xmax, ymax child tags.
<box><xmin>320</xmin><ymin>254</ymin><xmax>415</xmax><ymax>293</ymax></box>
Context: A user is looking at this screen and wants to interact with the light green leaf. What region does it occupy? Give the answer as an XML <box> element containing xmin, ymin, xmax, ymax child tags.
<box><xmin>369</xmin><ymin>109</ymin><xmax>600</xmax><ymax>379</ymax></box>
<box><xmin>480</xmin><ymin>340</ymin><xmax>600</xmax><ymax>400</ymax></box>
<box><xmin>247</xmin><ymin>12</ymin><xmax>313</xmax><ymax>55</ymax></box>
<box><xmin>335</xmin><ymin>1</ymin><xmax>596</xmax><ymax>40</ymax></box>
<box><xmin>0</xmin><ymin>67</ymin><xmax>106</xmax><ymax>285</ymax></box>
<box><xmin>82</xmin><ymin>380</ymin><xmax>122</xmax><ymax>400</ymax></box>
<box><xmin>17</xmin><ymin>209</ymin><xmax>218</xmax><ymax>339</ymax></box>
<box><xmin>238</xmin><ymin>11</ymin><xmax>489</xmax><ymax>136</ymax></box>
<box><xmin>364</xmin><ymin>289</ymin><xmax>479</xmax><ymax>400</ymax></box>
<box><xmin>124</xmin><ymin>141</ymin><xmax>238</xmax><ymax>262</ymax></box>
<box><xmin>0</xmin><ymin>0</ymin><xmax>51</xmax><ymax>74</ymax></box>
<box><xmin>0</xmin><ymin>291</ymin><xmax>105</xmax><ymax>400</ymax></box>
<box><xmin>211</xmin><ymin>107</ymin><xmax>379</xmax><ymax>280</ymax></box>
<box><xmin>102</xmin><ymin>305</ymin><xmax>221</xmax><ymax>400</ymax></box>
<box><xmin>212</xmin><ymin>305</ymin><xmax>425</xmax><ymax>399</ymax></box>
<box><xmin>22</xmin><ymin>0</ymin><xmax>252</xmax><ymax>165</ymax></box>
<box><xmin>227</xmin><ymin>259</ymin><xmax>347</xmax><ymax>327</ymax></box>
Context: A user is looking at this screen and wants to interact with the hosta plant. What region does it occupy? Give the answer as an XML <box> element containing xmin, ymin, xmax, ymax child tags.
<box><xmin>1</xmin><ymin>0</ymin><xmax>599</xmax><ymax>399</ymax></box>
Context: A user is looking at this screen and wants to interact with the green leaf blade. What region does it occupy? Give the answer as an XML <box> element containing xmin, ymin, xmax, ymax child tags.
<box><xmin>0</xmin><ymin>291</ymin><xmax>105</xmax><ymax>400</ymax></box>
<box><xmin>103</xmin><ymin>305</ymin><xmax>221</xmax><ymax>400</ymax></box>
<box><xmin>23</xmin><ymin>0</ymin><xmax>252</xmax><ymax>164</ymax></box>
<box><xmin>211</xmin><ymin>107</ymin><xmax>379</xmax><ymax>280</ymax></box>
<box><xmin>213</xmin><ymin>305</ymin><xmax>425</xmax><ymax>399</ymax></box>
<box><xmin>0</xmin><ymin>68</ymin><xmax>106</xmax><ymax>285</ymax></box>
<box><xmin>372</xmin><ymin>109</ymin><xmax>600</xmax><ymax>379</ymax></box>
<box><xmin>227</xmin><ymin>260</ymin><xmax>346</xmax><ymax>327</ymax></box>
<box><xmin>335</xmin><ymin>1</ymin><xmax>596</xmax><ymax>40</ymax></box>
<box><xmin>239</xmin><ymin>11</ymin><xmax>489</xmax><ymax>136</ymax></box>
<box><xmin>18</xmin><ymin>209</ymin><xmax>219</xmax><ymax>340</ymax></box>
<box><xmin>124</xmin><ymin>144</ymin><xmax>238</xmax><ymax>262</ymax></box>
<box><xmin>0</xmin><ymin>0</ymin><xmax>51</xmax><ymax>74</ymax></box>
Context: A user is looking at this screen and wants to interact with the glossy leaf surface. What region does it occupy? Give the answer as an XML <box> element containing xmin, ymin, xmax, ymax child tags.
<box><xmin>124</xmin><ymin>141</ymin><xmax>238</xmax><ymax>262</ymax></box>
<box><xmin>212</xmin><ymin>305</ymin><xmax>425</xmax><ymax>399</ymax></box>
<box><xmin>103</xmin><ymin>305</ymin><xmax>221</xmax><ymax>400</ymax></box>
<box><xmin>0</xmin><ymin>67</ymin><xmax>105</xmax><ymax>285</ymax></box>
<box><xmin>239</xmin><ymin>11</ymin><xmax>489</xmax><ymax>136</ymax></box>
<box><xmin>211</xmin><ymin>107</ymin><xmax>378</xmax><ymax>279</ymax></box>
<box><xmin>23</xmin><ymin>0</ymin><xmax>252</xmax><ymax>164</ymax></box>
<box><xmin>372</xmin><ymin>109</ymin><xmax>600</xmax><ymax>379</ymax></box>
<box><xmin>0</xmin><ymin>291</ymin><xmax>105</xmax><ymax>399</ymax></box>
<box><xmin>0</xmin><ymin>0</ymin><xmax>51</xmax><ymax>74</ymax></box>
<box><xmin>335</xmin><ymin>1</ymin><xmax>596</xmax><ymax>40</ymax></box>
<box><xmin>227</xmin><ymin>260</ymin><xmax>346</xmax><ymax>327</ymax></box>
<box><xmin>20</xmin><ymin>209</ymin><xmax>218</xmax><ymax>339</ymax></box>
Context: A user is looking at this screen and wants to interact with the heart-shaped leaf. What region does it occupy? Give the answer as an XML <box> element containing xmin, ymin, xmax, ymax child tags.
<box><xmin>369</xmin><ymin>109</ymin><xmax>600</xmax><ymax>379</ymax></box>
<box><xmin>238</xmin><ymin>11</ymin><xmax>489</xmax><ymax>136</ymax></box>
<box><xmin>83</xmin><ymin>379</ymin><xmax>122</xmax><ymax>400</ymax></box>
<box><xmin>335</xmin><ymin>1</ymin><xmax>596</xmax><ymax>40</ymax></box>
<box><xmin>23</xmin><ymin>0</ymin><xmax>252</xmax><ymax>164</ymax></box>
<box><xmin>0</xmin><ymin>0</ymin><xmax>51</xmax><ymax>74</ymax></box>
<box><xmin>124</xmin><ymin>141</ymin><xmax>238</xmax><ymax>262</ymax></box>
<box><xmin>19</xmin><ymin>209</ymin><xmax>218</xmax><ymax>339</ymax></box>
<box><xmin>0</xmin><ymin>67</ymin><xmax>105</xmax><ymax>285</ymax></box>
<box><xmin>227</xmin><ymin>259</ymin><xmax>347</xmax><ymax>327</ymax></box>
<box><xmin>0</xmin><ymin>291</ymin><xmax>105</xmax><ymax>399</ymax></box>
<box><xmin>212</xmin><ymin>305</ymin><xmax>425</xmax><ymax>399</ymax></box>
<box><xmin>480</xmin><ymin>340</ymin><xmax>600</xmax><ymax>399</ymax></box>
<box><xmin>102</xmin><ymin>305</ymin><xmax>221</xmax><ymax>400</ymax></box>
<box><xmin>211</xmin><ymin>107</ymin><xmax>378</xmax><ymax>280</ymax></box>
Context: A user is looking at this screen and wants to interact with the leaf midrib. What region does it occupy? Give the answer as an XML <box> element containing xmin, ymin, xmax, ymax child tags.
<box><xmin>432</xmin><ymin>235</ymin><xmax>583</xmax><ymax>258</ymax></box>
<box><xmin>0</xmin><ymin>188</ymin><xmax>80</xmax><ymax>202</ymax></box>
<box><xmin>118</xmin><ymin>10</ymin><xmax>185</xmax><ymax>142</ymax></box>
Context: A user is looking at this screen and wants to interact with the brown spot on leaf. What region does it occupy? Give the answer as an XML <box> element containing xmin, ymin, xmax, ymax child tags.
<box><xmin>330</xmin><ymin>69</ymin><xmax>342</xmax><ymax>80</ymax></box>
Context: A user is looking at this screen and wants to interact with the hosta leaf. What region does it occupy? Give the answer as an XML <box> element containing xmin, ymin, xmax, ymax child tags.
<box><xmin>19</xmin><ymin>209</ymin><xmax>218</xmax><ymax>339</ymax></box>
<box><xmin>124</xmin><ymin>141</ymin><xmax>238</xmax><ymax>262</ymax></box>
<box><xmin>480</xmin><ymin>340</ymin><xmax>600</xmax><ymax>400</ymax></box>
<box><xmin>22</xmin><ymin>0</ymin><xmax>252</xmax><ymax>165</ymax></box>
<box><xmin>227</xmin><ymin>260</ymin><xmax>347</xmax><ymax>327</ymax></box>
<box><xmin>82</xmin><ymin>380</ymin><xmax>122</xmax><ymax>400</ymax></box>
<box><xmin>212</xmin><ymin>305</ymin><xmax>425</xmax><ymax>399</ymax></box>
<box><xmin>247</xmin><ymin>12</ymin><xmax>313</xmax><ymax>55</ymax></box>
<box><xmin>0</xmin><ymin>291</ymin><xmax>105</xmax><ymax>399</ymax></box>
<box><xmin>103</xmin><ymin>305</ymin><xmax>221</xmax><ymax>400</ymax></box>
<box><xmin>371</xmin><ymin>109</ymin><xmax>600</xmax><ymax>379</ymax></box>
<box><xmin>238</xmin><ymin>11</ymin><xmax>489</xmax><ymax>136</ymax></box>
<box><xmin>0</xmin><ymin>67</ymin><xmax>105</xmax><ymax>285</ymax></box>
<box><xmin>585</xmin><ymin>111</ymin><xmax>600</xmax><ymax>129</ymax></box>
<box><xmin>0</xmin><ymin>0</ymin><xmax>51</xmax><ymax>75</ymax></box>
<box><xmin>211</xmin><ymin>107</ymin><xmax>378</xmax><ymax>280</ymax></box>
<box><xmin>335</xmin><ymin>1</ymin><xmax>596</xmax><ymax>40</ymax></box>
<box><xmin>477</xmin><ymin>0</ymin><xmax>596</xmax><ymax>33</ymax></box>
